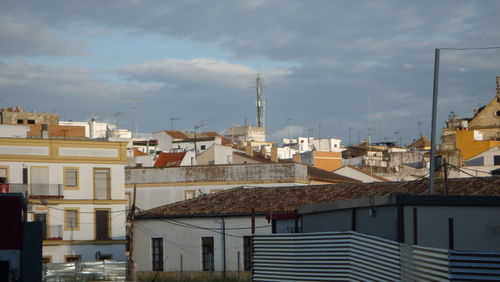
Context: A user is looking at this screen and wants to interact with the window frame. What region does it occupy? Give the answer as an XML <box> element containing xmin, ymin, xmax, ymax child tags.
<box><xmin>64</xmin><ymin>255</ymin><xmax>81</xmax><ymax>263</ymax></box>
<box><xmin>64</xmin><ymin>208</ymin><xmax>80</xmax><ymax>231</ymax></box>
<box><xmin>93</xmin><ymin>168</ymin><xmax>111</xmax><ymax>200</ymax></box>
<box><xmin>0</xmin><ymin>166</ymin><xmax>9</xmax><ymax>184</ymax></box>
<box><xmin>184</xmin><ymin>190</ymin><xmax>196</xmax><ymax>200</ymax></box>
<box><xmin>243</xmin><ymin>236</ymin><xmax>253</xmax><ymax>271</ymax></box>
<box><xmin>94</xmin><ymin>208</ymin><xmax>111</xmax><ymax>241</ymax></box>
<box><xmin>201</xmin><ymin>236</ymin><xmax>214</xmax><ymax>271</ymax></box>
<box><xmin>151</xmin><ymin>238</ymin><xmax>164</xmax><ymax>271</ymax></box>
<box><xmin>63</xmin><ymin>167</ymin><xmax>79</xmax><ymax>190</ymax></box>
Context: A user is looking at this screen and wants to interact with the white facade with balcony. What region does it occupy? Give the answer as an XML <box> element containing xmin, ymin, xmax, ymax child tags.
<box><xmin>0</xmin><ymin>136</ymin><xmax>128</xmax><ymax>263</ymax></box>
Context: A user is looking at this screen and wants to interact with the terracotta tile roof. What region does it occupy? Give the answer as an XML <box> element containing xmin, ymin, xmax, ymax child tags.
<box><xmin>153</xmin><ymin>152</ymin><xmax>186</xmax><ymax>167</ymax></box>
<box><xmin>164</xmin><ymin>130</ymin><xmax>189</xmax><ymax>140</ymax></box>
<box><xmin>133</xmin><ymin>148</ymin><xmax>149</xmax><ymax>157</ymax></box>
<box><xmin>307</xmin><ymin>166</ymin><xmax>360</xmax><ymax>183</ymax></box>
<box><xmin>407</xmin><ymin>135</ymin><xmax>431</xmax><ymax>149</ymax></box>
<box><xmin>136</xmin><ymin>177</ymin><xmax>500</xmax><ymax>218</ymax></box>
<box><xmin>203</xmin><ymin>131</ymin><xmax>232</xmax><ymax>145</ymax></box>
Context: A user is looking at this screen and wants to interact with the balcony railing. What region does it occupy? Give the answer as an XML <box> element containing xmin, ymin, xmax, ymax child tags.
<box><xmin>45</xmin><ymin>224</ymin><xmax>63</xmax><ymax>240</ymax></box>
<box><xmin>3</xmin><ymin>183</ymin><xmax>63</xmax><ymax>198</ymax></box>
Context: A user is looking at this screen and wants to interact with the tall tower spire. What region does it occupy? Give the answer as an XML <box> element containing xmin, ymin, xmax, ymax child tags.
<box><xmin>256</xmin><ymin>74</ymin><xmax>264</xmax><ymax>128</ymax></box>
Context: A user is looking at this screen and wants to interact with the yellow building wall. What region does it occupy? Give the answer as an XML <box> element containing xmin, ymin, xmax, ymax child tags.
<box><xmin>455</xmin><ymin>129</ymin><xmax>500</xmax><ymax>160</ymax></box>
<box><xmin>313</xmin><ymin>151</ymin><xmax>342</xmax><ymax>171</ymax></box>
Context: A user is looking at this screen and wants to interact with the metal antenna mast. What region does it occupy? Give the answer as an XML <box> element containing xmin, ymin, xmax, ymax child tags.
<box><xmin>170</xmin><ymin>117</ymin><xmax>181</xmax><ymax>131</ymax></box>
<box><xmin>256</xmin><ymin>74</ymin><xmax>265</xmax><ymax>128</ymax></box>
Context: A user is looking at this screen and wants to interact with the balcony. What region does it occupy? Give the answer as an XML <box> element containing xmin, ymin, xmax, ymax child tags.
<box><xmin>44</xmin><ymin>224</ymin><xmax>63</xmax><ymax>240</ymax></box>
<box><xmin>3</xmin><ymin>183</ymin><xmax>63</xmax><ymax>199</ymax></box>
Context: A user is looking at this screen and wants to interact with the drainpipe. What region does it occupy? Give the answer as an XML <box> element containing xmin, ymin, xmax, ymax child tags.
<box><xmin>220</xmin><ymin>216</ymin><xmax>226</xmax><ymax>277</ymax></box>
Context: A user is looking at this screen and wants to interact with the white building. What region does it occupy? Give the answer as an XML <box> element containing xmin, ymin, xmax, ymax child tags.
<box><xmin>0</xmin><ymin>134</ymin><xmax>128</xmax><ymax>263</ymax></box>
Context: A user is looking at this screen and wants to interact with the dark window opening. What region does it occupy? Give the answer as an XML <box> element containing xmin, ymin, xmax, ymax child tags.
<box><xmin>34</xmin><ymin>213</ymin><xmax>47</xmax><ymax>240</ymax></box>
<box><xmin>95</xmin><ymin>210</ymin><xmax>110</xmax><ymax>240</ymax></box>
<box><xmin>200</xmin><ymin>145</ymin><xmax>206</xmax><ymax>150</ymax></box>
<box><xmin>243</xmin><ymin>236</ymin><xmax>253</xmax><ymax>271</ymax></box>
<box><xmin>202</xmin><ymin>237</ymin><xmax>214</xmax><ymax>271</ymax></box>
<box><xmin>17</xmin><ymin>119</ymin><xmax>24</xmax><ymax>124</ymax></box>
<box><xmin>27</xmin><ymin>119</ymin><xmax>35</xmax><ymax>124</ymax></box>
<box><xmin>494</xmin><ymin>155</ymin><xmax>500</xmax><ymax>166</ymax></box>
<box><xmin>152</xmin><ymin>238</ymin><xmax>163</xmax><ymax>271</ymax></box>
<box><xmin>65</xmin><ymin>255</ymin><xmax>81</xmax><ymax>263</ymax></box>
<box><xmin>22</xmin><ymin>168</ymin><xmax>28</xmax><ymax>184</ymax></box>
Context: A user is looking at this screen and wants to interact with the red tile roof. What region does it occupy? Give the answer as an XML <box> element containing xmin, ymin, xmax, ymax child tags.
<box><xmin>133</xmin><ymin>148</ymin><xmax>149</xmax><ymax>157</ymax></box>
<box><xmin>137</xmin><ymin>177</ymin><xmax>500</xmax><ymax>218</ymax></box>
<box><xmin>164</xmin><ymin>130</ymin><xmax>189</xmax><ymax>140</ymax></box>
<box><xmin>153</xmin><ymin>152</ymin><xmax>186</xmax><ymax>167</ymax></box>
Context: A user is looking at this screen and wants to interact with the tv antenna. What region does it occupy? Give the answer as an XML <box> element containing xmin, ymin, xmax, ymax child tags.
<box><xmin>170</xmin><ymin>117</ymin><xmax>181</xmax><ymax>131</ymax></box>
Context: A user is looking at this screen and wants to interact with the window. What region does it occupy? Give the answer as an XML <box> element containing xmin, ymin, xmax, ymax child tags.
<box><xmin>202</xmin><ymin>237</ymin><xmax>214</xmax><ymax>271</ymax></box>
<box><xmin>200</xmin><ymin>145</ymin><xmax>206</xmax><ymax>150</ymax></box>
<box><xmin>243</xmin><ymin>236</ymin><xmax>253</xmax><ymax>271</ymax></box>
<box><xmin>17</xmin><ymin>119</ymin><xmax>24</xmax><ymax>124</ymax></box>
<box><xmin>494</xmin><ymin>155</ymin><xmax>500</xmax><ymax>166</ymax></box>
<box><xmin>64</xmin><ymin>168</ymin><xmax>78</xmax><ymax>189</ymax></box>
<box><xmin>0</xmin><ymin>167</ymin><xmax>8</xmax><ymax>184</ymax></box>
<box><xmin>34</xmin><ymin>213</ymin><xmax>47</xmax><ymax>240</ymax></box>
<box><xmin>27</xmin><ymin>119</ymin><xmax>35</xmax><ymax>124</ymax></box>
<box><xmin>152</xmin><ymin>238</ymin><xmax>163</xmax><ymax>271</ymax></box>
<box><xmin>42</xmin><ymin>256</ymin><xmax>52</xmax><ymax>264</ymax></box>
<box><xmin>64</xmin><ymin>255</ymin><xmax>81</xmax><ymax>263</ymax></box>
<box><xmin>94</xmin><ymin>168</ymin><xmax>110</xmax><ymax>200</ymax></box>
<box><xmin>64</xmin><ymin>208</ymin><xmax>79</xmax><ymax>230</ymax></box>
<box><xmin>184</xmin><ymin>190</ymin><xmax>195</xmax><ymax>200</ymax></box>
<box><xmin>95</xmin><ymin>209</ymin><xmax>110</xmax><ymax>240</ymax></box>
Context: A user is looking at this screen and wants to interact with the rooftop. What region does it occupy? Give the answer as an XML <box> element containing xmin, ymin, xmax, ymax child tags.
<box><xmin>136</xmin><ymin>176</ymin><xmax>500</xmax><ymax>219</ymax></box>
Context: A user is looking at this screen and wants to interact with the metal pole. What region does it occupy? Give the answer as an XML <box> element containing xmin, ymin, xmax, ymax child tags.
<box><xmin>429</xmin><ymin>48</ymin><xmax>440</xmax><ymax>195</ymax></box>
<box><xmin>237</xmin><ymin>251</ymin><xmax>241</xmax><ymax>281</ymax></box>
<box><xmin>180</xmin><ymin>254</ymin><xmax>183</xmax><ymax>282</ymax></box>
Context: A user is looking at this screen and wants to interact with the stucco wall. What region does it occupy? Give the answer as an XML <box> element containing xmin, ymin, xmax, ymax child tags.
<box><xmin>133</xmin><ymin>216</ymin><xmax>271</xmax><ymax>272</ymax></box>
<box><xmin>404</xmin><ymin>206</ymin><xmax>500</xmax><ymax>252</ymax></box>
<box><xmin>126</xmin><ymin>163</ymin><xmax>307</xmax><ymax>184</ymax></box>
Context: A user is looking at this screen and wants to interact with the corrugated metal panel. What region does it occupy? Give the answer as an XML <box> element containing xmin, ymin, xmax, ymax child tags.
<box><xmin>253</xmin><ymin>232</ymin><xmax>500</xmax><ymax>281</ymax></box>
<box><xmin>449</xmin><ymin>250</ymin><xmax>500</xmax><ymax>281</ymax></box>
<box><xmin>253</xmin><ymin>231</ymin><xmax>401</xmax><ymax>281</ymax></box>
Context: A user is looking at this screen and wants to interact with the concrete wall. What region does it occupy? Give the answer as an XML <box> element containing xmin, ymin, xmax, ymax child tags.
<box><xmin>0</xmin><ymin>125</ymin><xmax>29</xmax><ymax>138</ymax></box>
<box><xmin>133</xmin><ymin>216</ymin><xmax>271</xmax><ymax>272</ymax></box>
<box><xmin>301</xmin><ymin>209</ymin><xmax>351</xmax><ymax>233</ymax></box>
<box><xmin>404</xmin><ymin>206</ymin><xmax>500</xmax><ymax>252</ymax></box>
<box><xmin>126</xmin><ymin>163</ymin><xmax>307</xmax><ymax>185</ymax></box>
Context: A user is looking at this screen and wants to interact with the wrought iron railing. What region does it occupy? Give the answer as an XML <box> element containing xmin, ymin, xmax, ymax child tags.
<box><xmin>3</xmin><ymin>183</ymin><xmax>63</xmax><ymax>198</ymax></box>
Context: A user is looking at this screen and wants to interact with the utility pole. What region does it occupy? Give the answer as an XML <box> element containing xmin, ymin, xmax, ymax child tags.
<box><xmin>126</xmin><ymin>184</ymin><xmax>137</xmax><ymax>281</ymax></box>
<box><xmin>256</xmin><ymin>74</ymin><xmax>265</xmax><ymax>129</ymax></box>
<box><xmin>429</xmin><ymin>48</ymin><xmax>440</xmax><ymax>195</ymax></box>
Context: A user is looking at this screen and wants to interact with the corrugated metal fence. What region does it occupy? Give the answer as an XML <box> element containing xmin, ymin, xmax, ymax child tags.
<box><xmin>252</xmin><ymin>231</ymin><xmax>500</xmax><ymax>281</ymax></box>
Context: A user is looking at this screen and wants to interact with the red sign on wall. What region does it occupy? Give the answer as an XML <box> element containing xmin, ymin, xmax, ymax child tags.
<box><xmin>0</xmin><ymin>184</ymin><xmax>9</xmax><ymax>193</ymax></box>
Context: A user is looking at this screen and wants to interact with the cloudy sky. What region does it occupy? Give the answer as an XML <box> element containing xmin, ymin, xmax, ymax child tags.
<box><xmin>1</xmin><ymin>1</ymin><xmax>499</xmax><ymax>145</ymax></box>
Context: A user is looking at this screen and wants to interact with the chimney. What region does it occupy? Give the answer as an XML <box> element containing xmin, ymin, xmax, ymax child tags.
<box><xmin>260</xmin><ymin>145</ymin><xmax>267</xmax><ymax>156</ymax></box>
<box><xmin>497</xmin><ymin>76</ymin><xmax>500</xmax><ymax>99</ymax></box>
<box><xmin>293</xmin><ymin>152</ymin><xmax>301</xmax><ymax>163</ymax></box>
<box><xmin>246</xmin><ymin>142</ymin><xmax>253</xmax><ymax>156</ymax></box>
<box><xmin>41</xmin><ymin>124</ymin><xmax>49</xmax><ymax>139</ymax></box>
<box><xmin>271</xmin><ymin>144</ymin><xmax>278</xmax><ymax>162</ymax></box>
